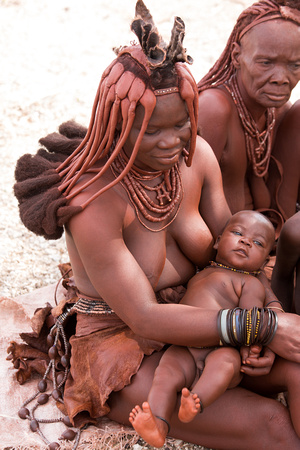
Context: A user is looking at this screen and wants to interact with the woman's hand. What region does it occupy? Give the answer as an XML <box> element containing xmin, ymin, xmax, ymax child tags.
<box><xmin>240</xmin><ymin>345</ymin><xmax>275</xmax><ymax>376</ymax></box>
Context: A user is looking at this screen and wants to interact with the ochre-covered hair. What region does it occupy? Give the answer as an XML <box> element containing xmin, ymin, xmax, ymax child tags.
<box><xmin>14</xmin><ymin>0</ymin><xmax>198</xmax><ymax>239</ymax></box>
<box><xmin>198</xmin><ymin>0</ymin><xmax>300</xmax><ymax>91</ymax></box>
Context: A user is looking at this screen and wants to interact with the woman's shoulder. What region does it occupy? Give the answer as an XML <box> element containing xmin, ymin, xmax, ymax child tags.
<box><xmin>67</xmin><ymin>168</ymin><xmax>129</xmax><ymax>230</ymax></box>
<box><xmin>198</xmin><ymin>87</ymin><xmax>234</xmax><ymax>120</ymax></box>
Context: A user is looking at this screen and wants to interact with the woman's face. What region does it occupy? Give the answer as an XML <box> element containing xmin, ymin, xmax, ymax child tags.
<box><xmin>123</xmin><ymin>92</ymin><xmax>191</xmax><ymax>172</ymax></box>
<box><xmin>233</xmin><ymin>20</ymin><xmax>300</xmax><ymax>110</ymax></box>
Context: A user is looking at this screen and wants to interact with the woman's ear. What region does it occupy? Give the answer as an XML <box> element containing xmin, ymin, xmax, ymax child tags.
<box><xmin>213</xmin><ymin>236</ymin><xmax>221</xmax><ymax>250</ymax></box>
<box><xmin>231</xmin><ymin>42</ymin><xmax>241</xmax><ymax>70</ymax></box>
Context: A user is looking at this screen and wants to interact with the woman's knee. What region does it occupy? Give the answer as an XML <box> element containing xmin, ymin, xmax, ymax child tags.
<box><xmin>258</xmin><ymin>400</ymin><xmax>299</xmax><ymax>447</ymax></box>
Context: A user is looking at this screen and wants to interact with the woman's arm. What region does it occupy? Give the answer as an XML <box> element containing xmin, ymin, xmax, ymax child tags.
<box><xmin>270</xmin><ymin>101</ymin><xmax>300</xmax><ymax>219</ymax></box>
<box><xmin>271</xmin><ymin>212</ymin><xmax>300</xmax><ymax>312</ymax></box>
<box><xmin>198</xmin><ymin>89</ymin><xmax>231</xmax><ymax>162</ymax></box>
<box><xmin>67</xmin><ymin>186</ymin><xmax>220</xmax><ymax>348</ymax></box>
<box><xmin>269</xmin><ymin>311</ymin><xmax>300</xmax><ymax>363</ymax></box>
<box><xmin>195</xmin><ymin>136</ymin><xmax>232</xmax><ymax>239</ymax></box>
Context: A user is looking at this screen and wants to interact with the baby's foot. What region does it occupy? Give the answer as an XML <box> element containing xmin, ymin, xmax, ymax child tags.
<box><xmin>129</xmin><ymin>402</ymin><xmax>167</xmax><ymax>448</ymax></box>
<box><xmin>178</xmin><ymin>387</ymin><xmax>201</xmax><ymax>423</ymax></box>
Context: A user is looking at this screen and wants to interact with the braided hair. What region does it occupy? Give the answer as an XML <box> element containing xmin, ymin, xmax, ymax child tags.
<box><xmin>198</xmin><ymin>0</ymin><xmax>300</xmax><ymax>91</ymax></box>
<box><xmin>14</xmin><ymin>0</ymin><xmax>198</xmax><ymax>239</ymax></box>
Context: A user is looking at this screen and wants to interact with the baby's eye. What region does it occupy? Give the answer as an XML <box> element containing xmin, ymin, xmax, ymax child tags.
<box><xmin>253</xmin><ymin>240</ymin><xmax>263</xmax><ymax>247</ymax></box>
<box><xmin>232</xmin><ymin>230</ymin><xmax>242</xmax><ymax>236</ymax></box>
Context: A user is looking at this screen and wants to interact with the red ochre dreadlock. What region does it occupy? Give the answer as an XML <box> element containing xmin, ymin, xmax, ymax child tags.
<box><xmin>198</xmin><ymin>0</ymin><xmax>300</xmax><ymax>92</ymax></box>
<box><xmin>14</xmin><ymin>0</ymin><xmax>198</xmax><ymax>240</ymax></box>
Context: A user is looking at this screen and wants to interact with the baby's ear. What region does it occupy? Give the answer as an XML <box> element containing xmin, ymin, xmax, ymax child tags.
<box><xmin>260</xmin><ymin>255</ymin><xmax>270</xmax><ymax>270</ymax></box>
<box><xmin>213</xmin><ymin>236</ymin><xmax>221</xmax><ymax>250</ymax></box>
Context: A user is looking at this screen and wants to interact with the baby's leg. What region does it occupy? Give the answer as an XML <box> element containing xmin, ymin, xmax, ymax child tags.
<box><xmin>129</xmin><ymin>345</ymin><xmax>196</xmax><ymax>448</ymax></box>
<box><xmin>185</xmin><ymin>347</ymin><xmax>242</xmax><ymax>417</ymax></box>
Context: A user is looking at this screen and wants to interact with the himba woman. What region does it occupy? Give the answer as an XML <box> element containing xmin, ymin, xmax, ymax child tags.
<box><xmin>197</xmin><ymin>0</ymin><xmax>300</xmax><ymax>222</ymax></box>
<box><xmin>8</xmin><ymin>1</ymin><xmax>300</xmax><ymax>449</ymax></box>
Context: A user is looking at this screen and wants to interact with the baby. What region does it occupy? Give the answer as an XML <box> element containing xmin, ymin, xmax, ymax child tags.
<box><xmin>129</xmin><ymin>210</ymin><xmax>280</xmax><ymax>447</ymax></box>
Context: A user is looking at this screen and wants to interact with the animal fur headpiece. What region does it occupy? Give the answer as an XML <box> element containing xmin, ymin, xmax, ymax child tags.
<box><xmin>14</xmin><ymin>0</ymin><xmax>198</xmax><ymax>239</ymax></box>
<box><xmin>198</xmin><ymin>0</ymin><xmax>300</xmax><ymax>91</ymax></box>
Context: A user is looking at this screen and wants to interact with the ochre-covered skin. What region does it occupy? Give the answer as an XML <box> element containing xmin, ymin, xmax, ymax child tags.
<box><xmin>9</xmin><ymin>1</ymin><xmax>300</xmax><ymax>449</ymax></box>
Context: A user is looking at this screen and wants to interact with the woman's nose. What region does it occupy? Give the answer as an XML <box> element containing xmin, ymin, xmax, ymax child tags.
<box><xmin>270</xmin><ymin>65</ymin><xmax>290</xmax><ymax>85</ymax></box>
<box><xmin>158</xmin><ymin>131</ymin><xmax>181</xmax><ymax>148</ymax></box>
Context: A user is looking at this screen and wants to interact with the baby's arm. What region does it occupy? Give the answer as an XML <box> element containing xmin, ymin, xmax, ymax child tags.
<box><xmin>238</xmin><ymin>276</ymin><xmax>266</xmax><ymax>310</ymax></box>
<box><xmin>238</xmin><ymin>277</ymin><xmax>274</xmax><ymax>374</ymax></box>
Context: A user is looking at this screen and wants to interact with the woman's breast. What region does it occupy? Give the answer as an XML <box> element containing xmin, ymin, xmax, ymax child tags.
<box><xmin>123</xmin><ymin>223</ymin><xmax>199</xmax><ymax>291</ymax></box>
<box><xmin>169</xmin><ymin>212</ymin><xmax>215</xmax><ymax>271</ymax></box>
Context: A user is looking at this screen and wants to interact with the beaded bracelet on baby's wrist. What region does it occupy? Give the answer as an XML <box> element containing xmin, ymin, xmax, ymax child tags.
<box><xmin>217</xmin><ymin>307</ymin><xmax>278</xmax><ymax>347</ymax></box>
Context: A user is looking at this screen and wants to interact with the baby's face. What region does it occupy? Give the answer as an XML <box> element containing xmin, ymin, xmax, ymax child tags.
<box><xmin>214</xmin><ymin>211</ymin><xmax>275</xmax><ymax>272</ymax></box>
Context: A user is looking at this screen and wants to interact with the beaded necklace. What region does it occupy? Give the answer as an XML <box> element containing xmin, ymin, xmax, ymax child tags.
<box><xmin>110</xmin><ymin>150</ymin><xmax>183</xmax><ymax>232</ymax></box>
<box><xmin>225</xmin><ymin>74</ymin><xmax>275</xmax><ymax>178</ymax></box>
<box><xmin>206</xmin><ymin>260</ymin><xmax>261</xmax><ymax>277</ymax></box>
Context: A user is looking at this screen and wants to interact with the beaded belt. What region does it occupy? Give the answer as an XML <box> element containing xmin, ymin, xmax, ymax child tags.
<box><xmin>73</xmin><ymin>288</ymin><xmax>179</xmax><ymax>316</ymax></box>
<box><xmin>73</xmin><ymin>297</ymin><xmax>115</xmax><ymax>315</ymax></box>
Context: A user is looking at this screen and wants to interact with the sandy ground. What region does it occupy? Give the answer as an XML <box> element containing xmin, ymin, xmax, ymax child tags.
<box><xmin>1</xmin><ymin>0</ymin><xmax>300</xmax><ymax>448</ymax></box>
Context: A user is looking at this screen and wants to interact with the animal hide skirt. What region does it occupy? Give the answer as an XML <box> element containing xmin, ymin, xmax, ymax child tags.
<box><xmin>64</xmin><ymin>310</ymin><xmax>165</xmax><ymax>427</ymax></box>
<box><xmin>7</xmin><ymin>269</ymin><xmax>187</xmax><ymax>429</ymax></box>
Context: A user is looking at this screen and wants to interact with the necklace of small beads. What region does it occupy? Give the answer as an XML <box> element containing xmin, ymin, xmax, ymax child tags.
<box><xmin>225</xmin><ymin>74</ymin><xmax>275</xmax><ymax>178</ymax></box>
<box><xmin>206</xmin><ymin>260</ymin><xmax>261</xmax><ymax>277</ymax></box>
<box><xmin>110</xmin><ymin>151</ymin><xmax>183</xmax><ymax>232</ymax></box>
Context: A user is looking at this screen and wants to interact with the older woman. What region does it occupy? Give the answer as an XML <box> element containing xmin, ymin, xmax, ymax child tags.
<box><xmin>197</xmin><ymin>0</ymin><xmax>300</xmax><ymax>221</ymax></box>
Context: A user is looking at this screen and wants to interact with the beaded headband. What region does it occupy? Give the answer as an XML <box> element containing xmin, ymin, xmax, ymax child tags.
<box><xmin>239</xmin><ymin>5</ymin><xmax>300</xmax><ymax>40</ymax></box>
<box><xmin>154</xmin><ymin>86</ymin><xmax>180</xmax><ymax>96</ymax></box>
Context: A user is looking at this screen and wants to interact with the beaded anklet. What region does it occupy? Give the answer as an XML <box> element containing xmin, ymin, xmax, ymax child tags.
<box><xmin>199</xmin><ymin>398</ymin><xmax>204</xmax><ymax>413</ymax></box>
<box><xmin>155</xmin><ymin>415</ymin><xmax>171</xmax><ymax>434</ymax></box>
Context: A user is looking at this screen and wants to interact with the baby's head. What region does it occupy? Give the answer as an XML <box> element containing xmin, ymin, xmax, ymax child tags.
<box><xmin>214</xmin><ymin>210</ymin><xmax>275</xmax><ymax>273</ymax></box>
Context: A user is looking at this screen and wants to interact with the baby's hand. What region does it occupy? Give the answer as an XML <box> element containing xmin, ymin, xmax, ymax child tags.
<box><xmin>240</xmin><ymin>345</ymin><xmax>275</xmax><ymax>376</ymax></box>
<box><xmin>240</xmin><ymin>344</ymin><xmax>261</xmax><ymax>364</ymax></box>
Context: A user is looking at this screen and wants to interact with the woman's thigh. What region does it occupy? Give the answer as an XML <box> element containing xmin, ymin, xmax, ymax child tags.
<box><xmin>107</xmin><ymin>351</ymin><xmax>300</xmax><ymax>450</ymax></box>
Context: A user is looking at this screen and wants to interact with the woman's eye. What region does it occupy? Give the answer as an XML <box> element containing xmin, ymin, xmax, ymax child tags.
<box><xmin>145</xmin><ymin>129</ymin><xmax>158</xmax><ymax>135</ymax></box>
<box><xmin>176</xmin><ymin>119</ymin><xmax>190</xmax><ymax>129</ymax></box>
<box><xmin>291</xmin><ymin>62</ymin><xmax>300</xmax><ymax>71</ymax></box>
<box><xmin>258</xmin><ymin>59</ymin><xmax>271</xmax><ymax>66</ymax></box>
